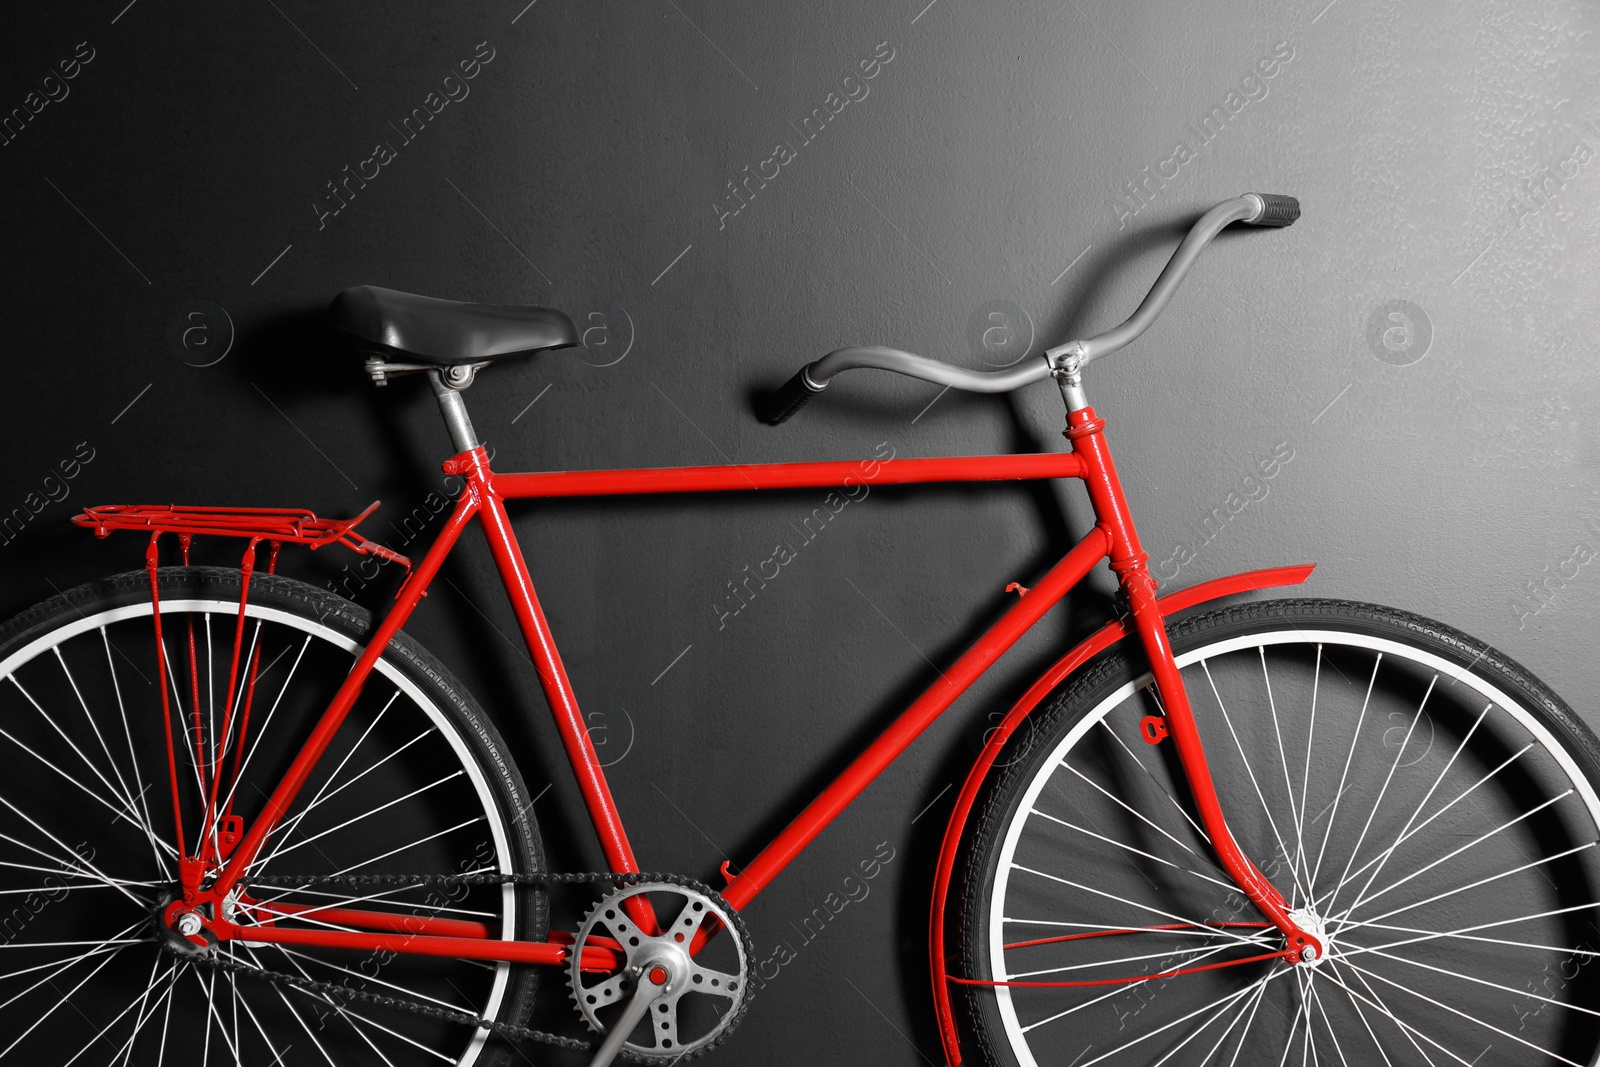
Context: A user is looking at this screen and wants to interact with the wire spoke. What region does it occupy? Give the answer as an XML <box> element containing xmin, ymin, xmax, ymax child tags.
<box><xmin>248</xmin><ymin>874</ymin><xmax>492</xmax><ymax>925</ymax></box>
<box><xmin>1293</xmin><ymin>968</ymin><xmax>1315</xmax><ymax>1067</ymax></box>
<box><xmin>1224</xmin><ymin>975</ymin><xmax>1272</xmax><ymax>1067</ymax></box>
<box><xmin>1259</xmin><ymin>646</ymin><xmax>1312</xmax><ymax>906</ymax></box>
<box><xmin>1096</xmin><ymin>715</ymin><xmax>1213</xmax><ymax>845</ymax></box>
<box><xmin>1320</xmin><ymin>743</ymin><xmax>1533</xmax><ymax>911</ymax></box>
<box><xmin>110</xmin><ymin>958</ymin><xmax>185</xmax><ymax>1067</ymax></box>
<box><xmin>0</xmin><ymin>927</ymin><xmax>135</xmax><ymax>1058</ymax></box>
<box><xmin>1077</xmin><ymin>965</ymin><xmax>1290</xmax><ymax>1066</ymax></box>
<box><xmin>1327</xmin><ymin>960</ymin><xmax>1450</xmax><ymax>1066</ymax></box>
<box><xmin>1352</xmin><ymin>917</ymin><xmax>1600</xmax><ymax>957</ymax></box>
<box><xmin>1333</xmin><ymin>960</ymin><xmax>1400</xmax><ymax>1067</ymax></box>
<box><xmin>1336</xmin><ymin>703</ymin><xmax>1490</xmax><ymax>918</ymax></box>
<box><xmin>1004</xmin><ymin>916</ymin><xmax>1260</xmax><ymax>939</ymax></box>
<box><xmin>277</xmin><ymin>945</ymin><xmax>477</xmax><ymax>1015</ymax></box>
<box><xmin>1185</xmin><ymin>975</ymin><xmax>1266</xmax><ymax>1067</ymax></box>
<box><xmin>1309</xmin><ymin>653</ymin><xmax>1383</xmax><ymax>894</ymax></box>
<box><xmin>1342</xmin><ymin>957</ymin><xmax>1584</xmax><ymax>1066</ymax></box>
<box><xmin>1062</xmin><ymin>761</ymin><xmax>1211</xmax><ymax>864</ymax></box>
<box><xmin>59</xmin><ymin>954</ymin><xmax>172</xmax><ymax>1067</ymax></box>
<box><xmin>267</xmin><ymin>716</ymin><xmax>427</xmax><ymax>857</ymax></box>
<box><xmin>1271</xmin><ymin>984</ymin><xmax>1301</xmax><ymax>1067</ymax></box>
<box><xmin>100</xmin><ymin>626</ymin><xmax>171</xmax><ymax>879</ymax></box>
<box><xmin>0</xmin><ymin>796</ymin><xmax>146</xmax><ymax>908</ymax></box>
<box><xmin>5</xmin><ymin>675</ymin><xmax>147</xmax><ymax>827</ymax></box>
<box><xmin>1308</xmin><ymin>976</ymin><xmax>1353</xmax><ymax>1067</ymax></box>
<box><xmin>1359</xmin><ymin>943</ymin><xmax>1600</xmax><ymax>1020</ymax></box>
<box><xmin>200</xmin><ymin>616</ymin><xmax>266</xmax><ymax>851</ymax></box>
<box><xmin>248</xmin><ymin>946</ymin><xmax>344</xmax><ymax>1067</ymax></box>
<box><xmin>1019</xmin><ymin>938</ymin><xmax>1260</xmax><ymax>1037</ymax></box>
<box><xmin>0</xmin><ymin>856</ymin><xmax>152</xmax><ymax>887</ymax></box>
<box><xmin>1295</xmin><ymin>646</ymin><xmax>1323</xmax><ymax>899</ymax></box>
<box><xmin>156</xmin><ymin>638</ymin><xmax>211</xmax><ymax>814</ymax></box>
<box><xmin>230</xmin><ymin>962</ymin><xmax>295</xmax><ymax>1067</ymax></box>
<box><xmin>1322</xmin><ymin>676</ymin><xmax>1438</xmax><ymax>920</ymax></box>
<box><xmin>0</xmin><ymin>881</ymin><xmax>153</xmax><ymax>896</ymax></box>
<box><xmin>272</xmin><ymin>945</ymin><xmax>448</xmax><ymax>1063</ymax></box>
<box><xmin>1151</xmin><ymin>966</ymin><xmax>1267</xmax><ymax>1067</ymax></box>
<box><xmin>0</xmin><ymin>715</ymin><xmax>173</xmax><ymax>859</ymax></box>
<box><xmin>0</xmin><ymin>942</ymin><xmax>130</xmax><ymax>986</ymax></box>
<box><xmin>0</xmin><ymin>919</ymin><xmax>145</xmax><ymax>1015</ymax></box>
<box><xmin>1201</xmin><ymin>659</ymin><xmax>1309</xmax><ymax>903</ymax></box>
<box><xmin>251</xmin><ymin>816</ymin><xmax>485</xmax><ymax>910</ymax></box>
<box><xmin>247</xmin><ymin>770</ymin><xmax>465</xmax><ymax>869</ymax></box>
<box><xmin>256</xmin><ymin>690</ymin><xmax>407</xmax><ymax>863</ymax></box>
<box><xmin>1335</xmin><ymin>790</ymin><xmax>1573</xmax><ymax>922</ymax></box>
<box><xmin>254</xmin><ymin>872</ymin><xmax>499</xmax><ymax>919</ymax></box>
<box><xmin>214</xmin><ymin>633</ymin><xmax>314</xmax><ymax>820</ymax></box>
<box><xmin>1010</xmin><ymin>933</ymin><xmax>1275</xmax><ymax>980</ymax></box>
<box><xmin>54</xmin><ymin>645</ymin><xmax>145</xmax><ymax>835</ymax></box>
<box><xmin>194</xmin><ymin>965</ymin><xmax>242</xmax><ymax>1064</ymax></box>
<box><xmin>1027</xmin><ymin>807</ymin><xmax>1237</xmax><ymax>892</ymax></box>
<box><xmin>1011</xmin><ymin>864</ymin><xmax>1266</xmax><ymax>949</ymax></box>
<box><xmin>1338</xmin><ymin>842</ymin><xmax>1596</xmax><ymax>934</ymax></box>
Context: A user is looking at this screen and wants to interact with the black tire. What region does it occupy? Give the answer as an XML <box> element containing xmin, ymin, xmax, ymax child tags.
<box><xmin>0</xmin><ymin>567</ymin><xmax>546</xmax><ymax>1066</ymax></box>
<box><xmin>961</xmin><ymin>599</ymin><xmax>1600</xmax><ymax>1067</ymax></box>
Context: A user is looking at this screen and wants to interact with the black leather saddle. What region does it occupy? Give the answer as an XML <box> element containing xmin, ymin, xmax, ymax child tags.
<box><xmin>330</xmin><ymin>285</ymin><xmax>579</xmax><ymax>366</ymax></box>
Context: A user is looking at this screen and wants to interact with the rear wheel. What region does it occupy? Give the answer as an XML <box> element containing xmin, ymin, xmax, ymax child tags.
<box><xmin>0</xmin><ymin>567</ymin><xmax>546</xmax><ymax>1066</ymax></box>
<box><xmin>962</xmin><ymin>599</ymin><xmax>1600</xmax><ymax>1067</ymax></box>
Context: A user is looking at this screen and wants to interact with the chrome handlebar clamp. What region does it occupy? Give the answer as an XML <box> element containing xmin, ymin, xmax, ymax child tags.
<box><xmin>1046</xmin><ymin>341</ymin><xmax>1090</xmax><ymax>412</ymax></box>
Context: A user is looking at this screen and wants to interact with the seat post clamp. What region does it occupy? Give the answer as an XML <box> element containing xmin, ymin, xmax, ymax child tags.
<box><xmin>364</xmin><ymin>354</ymin><xmax>435</xmax><ymax>388</ymax></box>
<box><xmin>440</xmin><ymin>364</ymin><xmax>478</xmax><ymax>390</ymax></box>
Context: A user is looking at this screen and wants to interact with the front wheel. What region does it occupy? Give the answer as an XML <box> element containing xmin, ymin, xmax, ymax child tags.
<box><xmin>961</xmin><ymin>599</ymin><xmax>1600</xmax><ymax>1067</ymax></box>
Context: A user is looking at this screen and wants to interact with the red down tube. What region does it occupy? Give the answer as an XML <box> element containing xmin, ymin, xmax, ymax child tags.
<box><xmin>721</xmin><ymin>526</ymin><xmax>1111</xmax><ymax>912</ymax></box>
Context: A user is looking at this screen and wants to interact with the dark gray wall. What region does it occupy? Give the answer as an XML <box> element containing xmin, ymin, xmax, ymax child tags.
<box><xmin>2</xmin><ymin>1</ymin><xmax>1597</xmax><ymax>1062</ymax></box>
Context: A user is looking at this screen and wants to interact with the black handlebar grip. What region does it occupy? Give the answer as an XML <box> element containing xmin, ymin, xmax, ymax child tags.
<box><xmin>757</xmin><ymin>366</ymin><xmax>826</xmax><ymax>425</ymax></box>
<box><xmin>1247</xmin><ymin>193</ymin><xmax>1300</xmax><ymax>227</ymax></box>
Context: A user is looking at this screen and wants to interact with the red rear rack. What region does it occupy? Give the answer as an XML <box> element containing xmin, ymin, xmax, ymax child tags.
<box><xmin>74</xmin><ymin>501</ymin><xmax>411</xmax><ymax>568</ymax></box>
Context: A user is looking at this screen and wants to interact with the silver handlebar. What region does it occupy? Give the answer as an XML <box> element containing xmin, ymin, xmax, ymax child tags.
<box><xmin>803</xmin><ymin>344</ymin><xmax>1051</xmax><ymax>393</ymax></box>
<box><xmin>795</xmin><ymin>194</ymin><xmax>1284</xmax><ymax>397</ymax></box>
<box><xmin>1048</xmin><ymin>194</ymin><xmax>1267</xmax><ymax>367</ymax></box>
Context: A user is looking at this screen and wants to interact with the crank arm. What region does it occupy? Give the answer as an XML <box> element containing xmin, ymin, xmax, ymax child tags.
<box><xmin>587</xmin><ymin>966</ymin><xmax>668</xmax><ymax>1067</ymax></box>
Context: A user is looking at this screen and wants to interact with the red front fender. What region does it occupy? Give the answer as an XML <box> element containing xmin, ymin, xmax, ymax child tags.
<box><xmin>926</xmin><ymin>563</ymin><xmax>1316</xmax><ymax>1065</ymax></box>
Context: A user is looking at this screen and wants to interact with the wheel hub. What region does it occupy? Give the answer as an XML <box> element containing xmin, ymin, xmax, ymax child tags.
<box><xmin>1286</xmin><ymin>906</ymin><xmax>1329</xmax><ymax>967</ymax></box>
<box><xmin>154</xmin><ymin>891</ymin><xmax>216</xmax><ymax>955</ymax></box>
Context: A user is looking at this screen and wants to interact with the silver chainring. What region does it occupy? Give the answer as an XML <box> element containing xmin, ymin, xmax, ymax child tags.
<box><xmin>567</xmin><ymin>881</ymin><xmax>751</xmax><ymax>1061</ymax></box>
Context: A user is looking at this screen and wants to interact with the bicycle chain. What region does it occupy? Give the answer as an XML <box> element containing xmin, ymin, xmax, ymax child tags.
<box><xmin>170</xmin><ymin>869</ymin><xmax>755</xmax><ymax>1059</ymax></box>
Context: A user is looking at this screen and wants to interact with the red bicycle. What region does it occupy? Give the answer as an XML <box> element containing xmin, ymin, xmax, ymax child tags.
<box><xmin>4</xmin><ymin>194</ymin><xmax>1599</xmax><ymax>1067</ymax></box>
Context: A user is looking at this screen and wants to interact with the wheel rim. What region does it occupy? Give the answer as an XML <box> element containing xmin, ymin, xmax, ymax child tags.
<box><xmin>985</xmin><ymin>627</ymin><xmax>1600</xmax><ymax>1067</ymax></box>
<box><xmin>0</xmin><ymin>596</ymin><xmax>524</xmax><ymax>1065</ymax></box>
